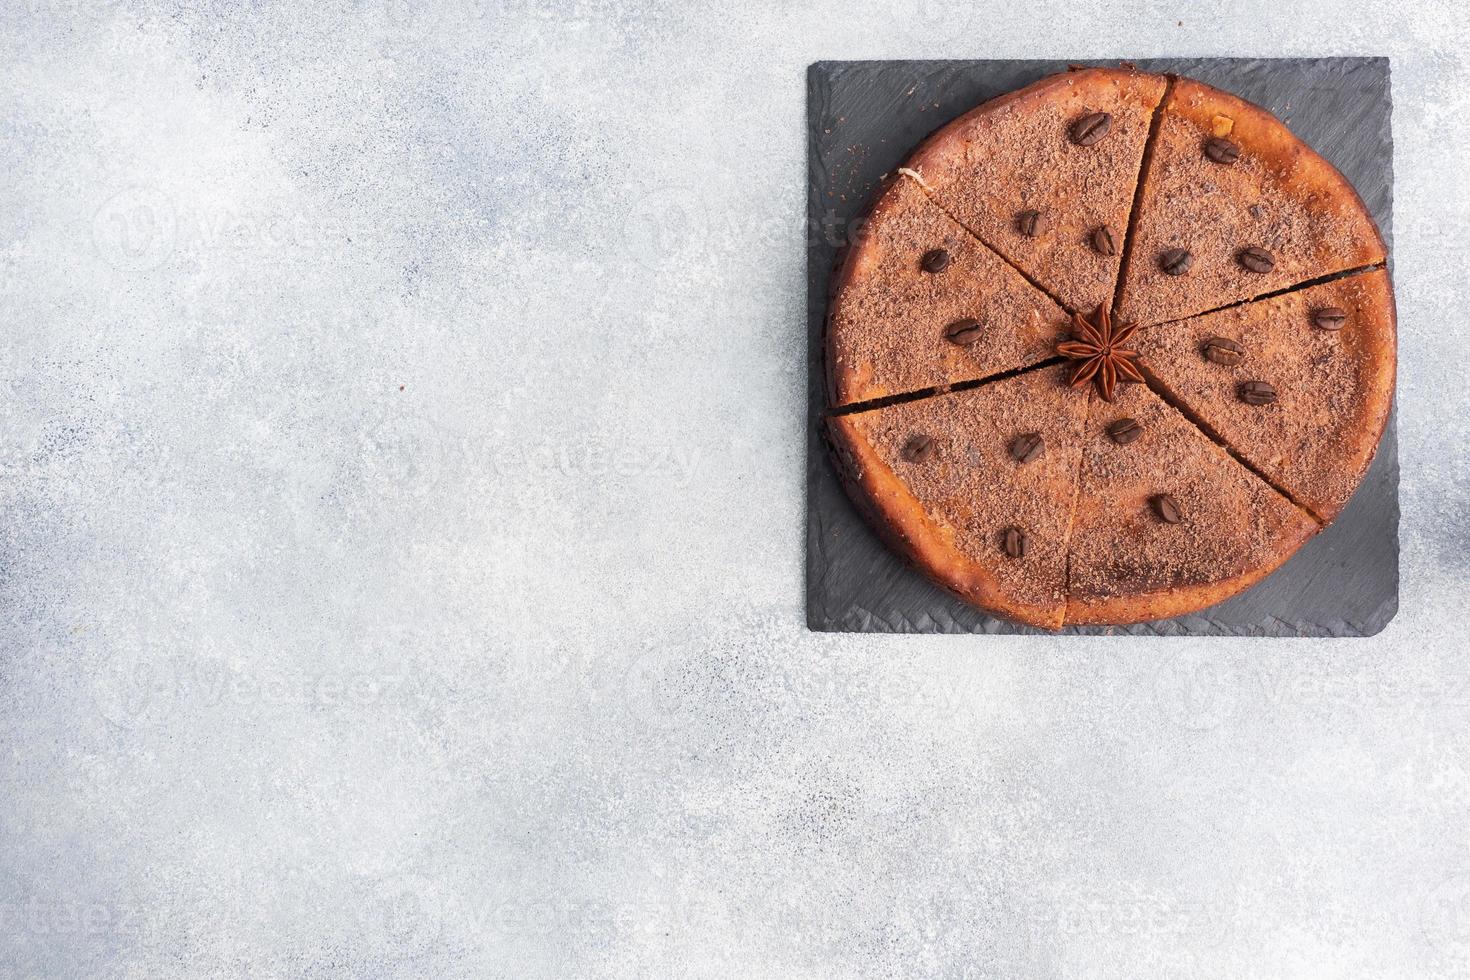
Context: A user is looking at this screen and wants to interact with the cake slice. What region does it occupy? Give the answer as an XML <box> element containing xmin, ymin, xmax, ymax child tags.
<box><xmin>826</xmin><ymin>366</ymin><xmax>1090</xmax><ymax>629</ymax></box>
<box><xmin>827</xmin><ymin>175</ymin><xmax>1065</xmax><ymax>408</ymax></box>
<box><xmin>1131</xmin><ymin>269</ymin><xmax>1395</xmax><ymax>522</ymax></box>
<box><xmin>902</xmin><ymin>67</ymin><xmax>1168</xmax><ymax>314</ymax></box>
<box><xmin>1065</xmin><ymin>381</ymin><xmax>1319</xmax><ymax>625</ymax></box>
<box><xmin>1116</xmin><ymin>76</ymin><xmax>1386</xmax><ymax>327</ymax></box>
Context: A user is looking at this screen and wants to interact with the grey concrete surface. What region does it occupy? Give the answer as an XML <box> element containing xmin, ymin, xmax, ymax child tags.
<box><xmin>0</xmin><ymin>1</ymin><xmax>1467</xmax><ymax>977</ymax></box>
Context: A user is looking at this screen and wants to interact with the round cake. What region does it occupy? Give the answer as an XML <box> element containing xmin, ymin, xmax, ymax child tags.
<box><xmin>825</xmin><ymin>66</ymin><xmax>1394</xmax><ymax>630</ymax></box>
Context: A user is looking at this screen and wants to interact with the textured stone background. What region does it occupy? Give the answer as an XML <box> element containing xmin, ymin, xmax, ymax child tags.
<box><xmin>1</xmin><ymin>1</ymin><xmax>1467</xmax><ymax>976</ymax></box>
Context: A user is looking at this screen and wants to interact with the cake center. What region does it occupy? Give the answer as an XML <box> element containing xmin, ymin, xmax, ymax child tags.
<box><xmin>1056</xmin><ymin>305</ymin><xmax>1145</xmax><ymax>402</ymax></box>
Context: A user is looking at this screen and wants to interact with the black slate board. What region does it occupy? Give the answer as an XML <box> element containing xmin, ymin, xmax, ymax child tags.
<box><xmin>806</xmin><ymin>58</ymin><xmax>1398</xmax><ymax>636</ymax></box>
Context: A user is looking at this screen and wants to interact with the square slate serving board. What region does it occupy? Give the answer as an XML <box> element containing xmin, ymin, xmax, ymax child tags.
<box><xmin>805</xmin><ymin>58</ymin><xmax>1398</xmax><ymax>636</ymax></box>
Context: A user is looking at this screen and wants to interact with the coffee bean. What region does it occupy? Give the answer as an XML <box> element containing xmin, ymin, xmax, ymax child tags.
<box><xmin>902</xmin><ymin>434</ymin><xmax>935</xmax><ymax>462</ymax></box>
<box><xmin>1010</xmin><ymin>432</ymin><xmax>1044</xmax><ymax>464</ymax></box>
<box><xmin>1160</xmin><ymin>248</ymin><xmax>1193</xmax><ymax>276</ymax></box>
<box><xmin>920</xmin><ymin>249</ymin><xmax>950</xmax><ymax>273</ymax></box>
<box><xmin>1312</xmin><ymin>306</ymin><xmax>1348</xmax><ymax>331</ymax></box>
<box><xmin>1238</xmin><ymin>246</ymin><xmax>1274</xmax><ymax>273</ymax></box>
<box><xmin>1202</xmin><ymin>336</ymin><xmax>1245</xmax><ymax>366</ymax></box>
<box><xmin>1070</xmin><ymin>111</ymin><xmax>1112</xmax><ymax>146</ymax></box>
<box><xmin>1204</xmin><ymin>137</ymin><xmax>1240</xmax><ymax>164</ymax></box>
<box><xmin>1002</xmin><ymin>526</ymin><xmax>1028</xmax><ymax>559</ymax></box>
<box><xmin>1091</xmin><ymin>225</ymin><xmax>1118</xmax><ymax>256</ymax></box>
<box><xmin>944</xmin><ymin>318</ymin><xmax>983</xmax><ymax>345</ymax></box>
<box><xmin>1238</xmin><ymin>380</ymin><xmax>1278</xmax><ymax>405</ymax></box>
<box><xmin>1107</xmin><ymin>418</ymin><xmax>1143</xmax><ymax>445</ymax></box>
<box><xmin>1016</xmin><ymin>210</ymin><xmax>1046</xmax><ymax>237</ymax></box>
<box><xmin>1151</xmin><ymin>494</ymin><xmax>1183</xmax><ymax>524</ymax></box>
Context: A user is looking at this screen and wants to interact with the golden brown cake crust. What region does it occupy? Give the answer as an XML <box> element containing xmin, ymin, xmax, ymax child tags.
<box><xmin>902</xmin><ymin>67</ymin><xmax>1168</xmax><ymax>313</ymax></box>
<box><xmin>1133</xmin><ymin>269</ymin><xmax>1396</xmax><ymax>522</ymax></box>
<box><xmin>1117</xmin><ymin>76</ymin><xmax>1387</xmax><ymax>327</ymax></box>
<box><xmin>826</xmin><ymin>175</ymin><xmax>1064</xmax><ymax>407</ymax></box>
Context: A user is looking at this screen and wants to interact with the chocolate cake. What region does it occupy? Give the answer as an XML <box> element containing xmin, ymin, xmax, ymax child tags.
<box><xmin>824</xmin><ymin>67</ymin><xmax>1395</xmax><ymax>628</ymax></box>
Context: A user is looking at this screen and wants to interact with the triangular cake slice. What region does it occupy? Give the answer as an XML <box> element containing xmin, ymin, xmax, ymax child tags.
<box><xmin>1065</xmin><ymin>381</ymin><xmax>1319</xmax><ymax>625</ymax></box>
<box><xmin>1116</xmin><ymin>76</ymin><xmax>1386</xmax><ymax>327</ymax></box>
<box><xmin>827</xmin><ymin>367</ymin><xmax>1090</xmax><ymax>629</ymax></box>
<box><xmin>903</xmin><ymin>67</ymin><xmax>1168</xmax><ymax>314</ymax></box>
<box><xmin>1132</xmin><ymin>270</ymin><xmax>1395</xmax><ymax>522</ymax></box>
<box><xmin>827</xmin><ymin>176</ymin><xmax>1065</xmax><ymax>407</ymax></box>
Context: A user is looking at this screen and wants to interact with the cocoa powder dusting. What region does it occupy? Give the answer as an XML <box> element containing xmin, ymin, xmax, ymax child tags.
<box><xmin>829</xmin><ymin>176</ymin><xmax>1063</xmax><ymax>406</ymax></box>
<box><xmin>1067</xmin><ymin>381</ymin><xmax>1316</xmax><ymax>603</ymax></box>
<box><xmin>1118</xmin><ymin>82</ymin><xmax>1385</xmax><ymax>326</ymax></box>
<box><xmin>907</xmin><ymin>70</ymin><xmax>1168</xmax><ymax>313</ymax></box>
<box><xmin>1132</xmin><ymin>269</ymin><xmax>1395</xmax><ymax>519</ymax></box>
<box><xmin>846</xmin><ymin>367</ymin><xmax>1090</xmax><ymax>612</ymax></box>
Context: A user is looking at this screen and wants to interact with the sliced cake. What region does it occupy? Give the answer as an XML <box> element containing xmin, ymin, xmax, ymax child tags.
<box><xmin>903</xmin><ymin>67</ymin><xmax>1168</xmax><ymax>314</ymax></box>
<box><xmin>1131</xmin><ymin>269</ymin><xmax>1396</xmax><ymax>522</ymax></box>
<box><xmin>826</xmin><ymin>367</ymin><xmax>1090</xmax><ymax>629</ymax></box>
<box><xmin>1116</xmin><ymin>76</ymin><xmax>1386</xmax><ymax>327</ymax></box>
<box><xmin>1065</xmin><ymin>381</ymin><xmax>1319</xmax><ymax>625</ymax></box>
<box><xmin>827</xmin><ymin>175</ymin><xmax>1065</xmax><ymax>407</ymax></box>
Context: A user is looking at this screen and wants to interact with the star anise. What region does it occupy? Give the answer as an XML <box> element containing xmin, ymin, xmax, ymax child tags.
<box><xmin>1056</xmin><ymin>305</ymin><xmax>1144</xmax><ymax>401</ymax></box>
